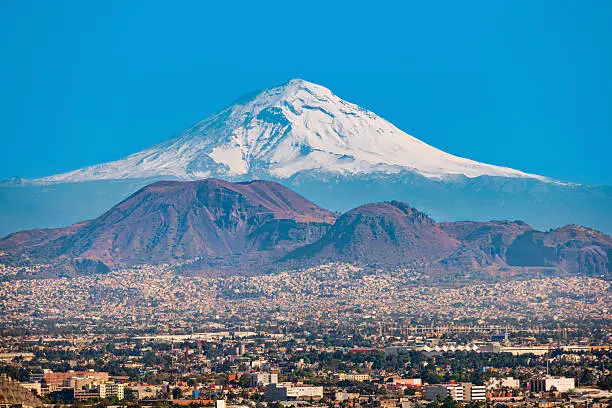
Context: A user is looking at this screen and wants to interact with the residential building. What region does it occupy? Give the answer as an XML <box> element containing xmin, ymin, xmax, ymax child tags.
<box><xmin>99</xmin><ymin>383</ymin><xmax>125</xmax><ymax>400</ymax></box>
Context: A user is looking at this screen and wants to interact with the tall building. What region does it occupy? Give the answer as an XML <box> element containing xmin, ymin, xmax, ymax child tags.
<box><xmin>425</xmin><ymin>383</ymin><xmax>486</xmax><ymax>402</ymax></box>
<box><xmin>99</xmin><ymin>383</ymin><xmax>125</xmax><ymax>400</ymax></box>
<box><xmin>447</xmin><ymin>385</ymin><xmax>464</xmax><ymax>401</ymax></box>
<box><xmin>462</xmin><ymin>383</ymin><xmax>486</xmax><ymax>401</ymax></box>
<box><xmin>246</xmin><ymin>372</ymin><xmax>278</xmax><ymax>387</ymax></box>
<box><xmin>425</xmin><ymin>384</ymin><xmax>464</xmax><ymax>401</ymax></box>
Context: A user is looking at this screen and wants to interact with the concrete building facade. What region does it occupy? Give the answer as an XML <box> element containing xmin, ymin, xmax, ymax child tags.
<box><xmin>530</xmin><ymin>377</ymin><xmax>575</xmax><ymax>393</ymax></box>
<box><xmin>265</xmin><ymin>383</ymin><xmax>324</xmax><ymax>401</ymax></box>
<box><xmin>246</xmin><ymin>372</ymin><xmax>278</xmax><ymax>387</ymax></box>
<box><xmin>99</xmin><ymin>383</ymin><xmax>125</xmax><ymax>400</ymax></box>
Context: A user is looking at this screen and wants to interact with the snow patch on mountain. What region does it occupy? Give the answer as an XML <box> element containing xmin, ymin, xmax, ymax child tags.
<box><xmin>37</xmin><ymin>79</ymin><xmax>550</xmax><ymax>184</ymax></box>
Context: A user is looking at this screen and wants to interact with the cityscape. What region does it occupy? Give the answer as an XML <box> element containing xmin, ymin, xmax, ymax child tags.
<box><xmin>1</xmin><ymin>2</ymin><xmax>611</xmax><ymax>408</ymax></box>
<box><xmin>0</xmin><ymin>262</ymin><xmax>611</xmax><ymax>407</ymax></box>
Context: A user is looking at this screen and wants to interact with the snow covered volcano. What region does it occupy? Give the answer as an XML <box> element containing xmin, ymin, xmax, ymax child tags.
<box><xmin>4</xmin><ymin>79</ymin><xmax>610</xmax><ymax>237</ymax></box>
<box><xmin>39</xmin><ymin>79</ymin><xmax>548</xmax><ymax>184</ymax></box>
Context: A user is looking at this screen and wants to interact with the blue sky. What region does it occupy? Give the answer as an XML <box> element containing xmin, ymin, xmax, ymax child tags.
<box><xmin>0</xmin><ymin>1</ymin><xmax>610</xmax><ymax>184</ymax></box>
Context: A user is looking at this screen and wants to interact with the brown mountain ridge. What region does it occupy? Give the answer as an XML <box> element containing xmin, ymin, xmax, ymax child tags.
<box><xmin>0</xmin><ymin>179</ymin><xmax>610</xmax><ymax>279</ymax></box>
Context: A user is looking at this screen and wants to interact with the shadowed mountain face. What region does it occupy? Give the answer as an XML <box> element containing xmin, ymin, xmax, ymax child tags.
<box><xmin>1</xmin><ymin>179</ymin><xmax>610</xmax><ymax>279</ymax></box>
<box><xmin>0</xmin><ymin>179</ymin><xmax>337</xmax><ymax>272</ymax></box>
<box><xmin>283</xmin><ymin>204</ymin><xmax>611</xmax><ymax>277</ymax></box>
<box><xmin>285</xmin><ymin>201</ymin><xmax>460</xmax><ymax>266</ymax></box>
<box><xmin>439</xmin><ymin>220</ymin><xmax>535</xmax><ymax>269</ymax></box>
<box><xmin>506</xmin><ymin>225</ymin><xmax>612</xmax><ymax>275</ymax></box>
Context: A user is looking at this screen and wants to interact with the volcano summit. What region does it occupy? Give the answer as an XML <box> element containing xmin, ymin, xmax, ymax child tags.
<box><xmin>39</xmin><ymin>79</ymin><xmax>547</xmax><ymax>183</ymax></box>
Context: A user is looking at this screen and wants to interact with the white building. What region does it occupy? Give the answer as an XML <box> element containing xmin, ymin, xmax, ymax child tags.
<box><xmin>530</xmin><ymin>376</ymin><xmax>575</xmax><ymax>393</ymax></box>
<box><xmin>99</xmin><ymin>383</ymin><xmax>125</xmax><ymax>400</ymax></box>
<box><xmin>265</xmin><ymin>383</ymin><xmax>324</xmax><ymax>401</ymax></box>
<box><xmin>463</xmin><ymin>383</ymin><xmax>486</xmax><ymax>401</ymax></box>
<box><xmin>426</xmin><ymin>383</ymin><xmax>486</xmax><ymax>401</ymax></box>
<box><xmin>425</xmin><ymin>384</ymin><xmax>464</xmax><ymax>401</ymax></box>
<box><xmin>337</xmin><ymin>373</ymin><xmax>372</xmax><ymax>382</ymax></box>
<box><xmin>447</xmin><ymin>385</ymin><xmax>464</xmax><ymax>401</ymax></box>
<box><xmin>246</xmin><ymin>372</ymin><xmax>278</xmax><ymax>387</ymax></box>
<box><xmin>500</xmin><ymin>346</ymin><xmax>551</xmax><ymax>356</ymax></box>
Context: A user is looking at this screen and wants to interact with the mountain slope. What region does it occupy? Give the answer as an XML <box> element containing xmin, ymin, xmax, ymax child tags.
<box><xmin>0</xmin><ymin>179</ymin><xmax>337</xmax><ymax>272</ymax></box>
<box><xmin>285</xmin><ymin>201</ymin><xmax>460</xmax><ymax>266</ymax></box>
<box><xmin>283</xmin><ymin>200</ymin><xmax>611</xmax><ymax>277</ymax></box>
<box><xmin>37</xmin><ymin>79</ymin><xmax>547</xmax><ymax>183</ymax></box>
<box><xmin>506</xmin><ymin>224</ymin><xmax>612</xmax><ymax>275</ymax></box>
<box><xmin>1</xmin><ymin>181</ymin><xmax>610</xmax><ymax>279</ymax></box>
<box><xmin>439</xmin><ymin>220</ymin><xmax>535</xmax><ymax>269</ymax></box>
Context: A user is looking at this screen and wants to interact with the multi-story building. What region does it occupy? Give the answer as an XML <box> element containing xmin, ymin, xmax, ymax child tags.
<box><xmin>462</xmin><ymin>383</ymin><xmax>486</xmax><ymax>401</ymax></box>
<box><xmin>28</xmin><ymin>371</ymin><xmax>44</xmax><ymax>384</ymax></box>
<box><xmin>99</xmin><ymin>383</ymin><xmax>125</xmax><ymax>400</ymax></box>
<box><xmin>392</xmin><ymin>378</ymin><xmax>422</xmax><ymax>387</ymax></box>
<box><xmin>447</xmin><ymin>384</ymin><xmax>464</xmax><ymax>401</ymax></box>
<box><xmin>43</xmin><ymin>370</ymin><xmax>109</xmax><ymax>386</ymax></box>
<box><xmin>425</xmin><ymin>383</ymin><xmax>486</xmax><ymax>401</ymax></box>
<box><xmin>500</xmin><ymin>346</ymin><xmax>551</xmax><ymax>356</ymax></box>
<box><xmin>246</xmin><ymin>372</ymin><xmax>278</xmax><ymax>387</ymax></box>
<box><xmin>529</xmin><ymin>376</ymin><xmax>575</xmax><ymax>393</ymax></box>
<box><xmin>337</xmin><ymin>373</ymin><xmax>372</xmax><ymax>382</ymax></box>
<box><xmin>425</xmin><ymin>384</ymin><xmax>464</xmax><ymax>401</ymax></box>
<box><xmin>128</xmin><ymin>385</ymin><xmax>163</xmax><ymax>400</ymax></box>
<box><xmin>265</xmin><ymin>383</ymin><xmax>324</xmax><ymax>401</ymax></box>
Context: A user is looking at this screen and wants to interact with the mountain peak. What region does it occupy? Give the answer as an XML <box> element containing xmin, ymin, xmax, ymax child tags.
<box><xmin>282</xmin><ymin>78</ymin><xmax>331</xmax><ymax>93</ymax></box>
<box><xmin>37</xmin><ymin>80</ymin><xmax>550</xmax><ymax>184</ymax></box>
<box><xmin>284</xmin><ymin>199</ymin><xmax>460</xmax><ymax>267</ymax></box>
<box><xmin>0</xmin><ymin>178</ymin><xmax>337</xmax><ymax>271</ymax></box>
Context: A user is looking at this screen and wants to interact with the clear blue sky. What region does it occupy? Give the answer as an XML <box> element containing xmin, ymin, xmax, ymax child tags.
<box><xmin>1</xmin><ymin>0</ymin><xmax>610</xmax><ymax>184</ymax></box>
